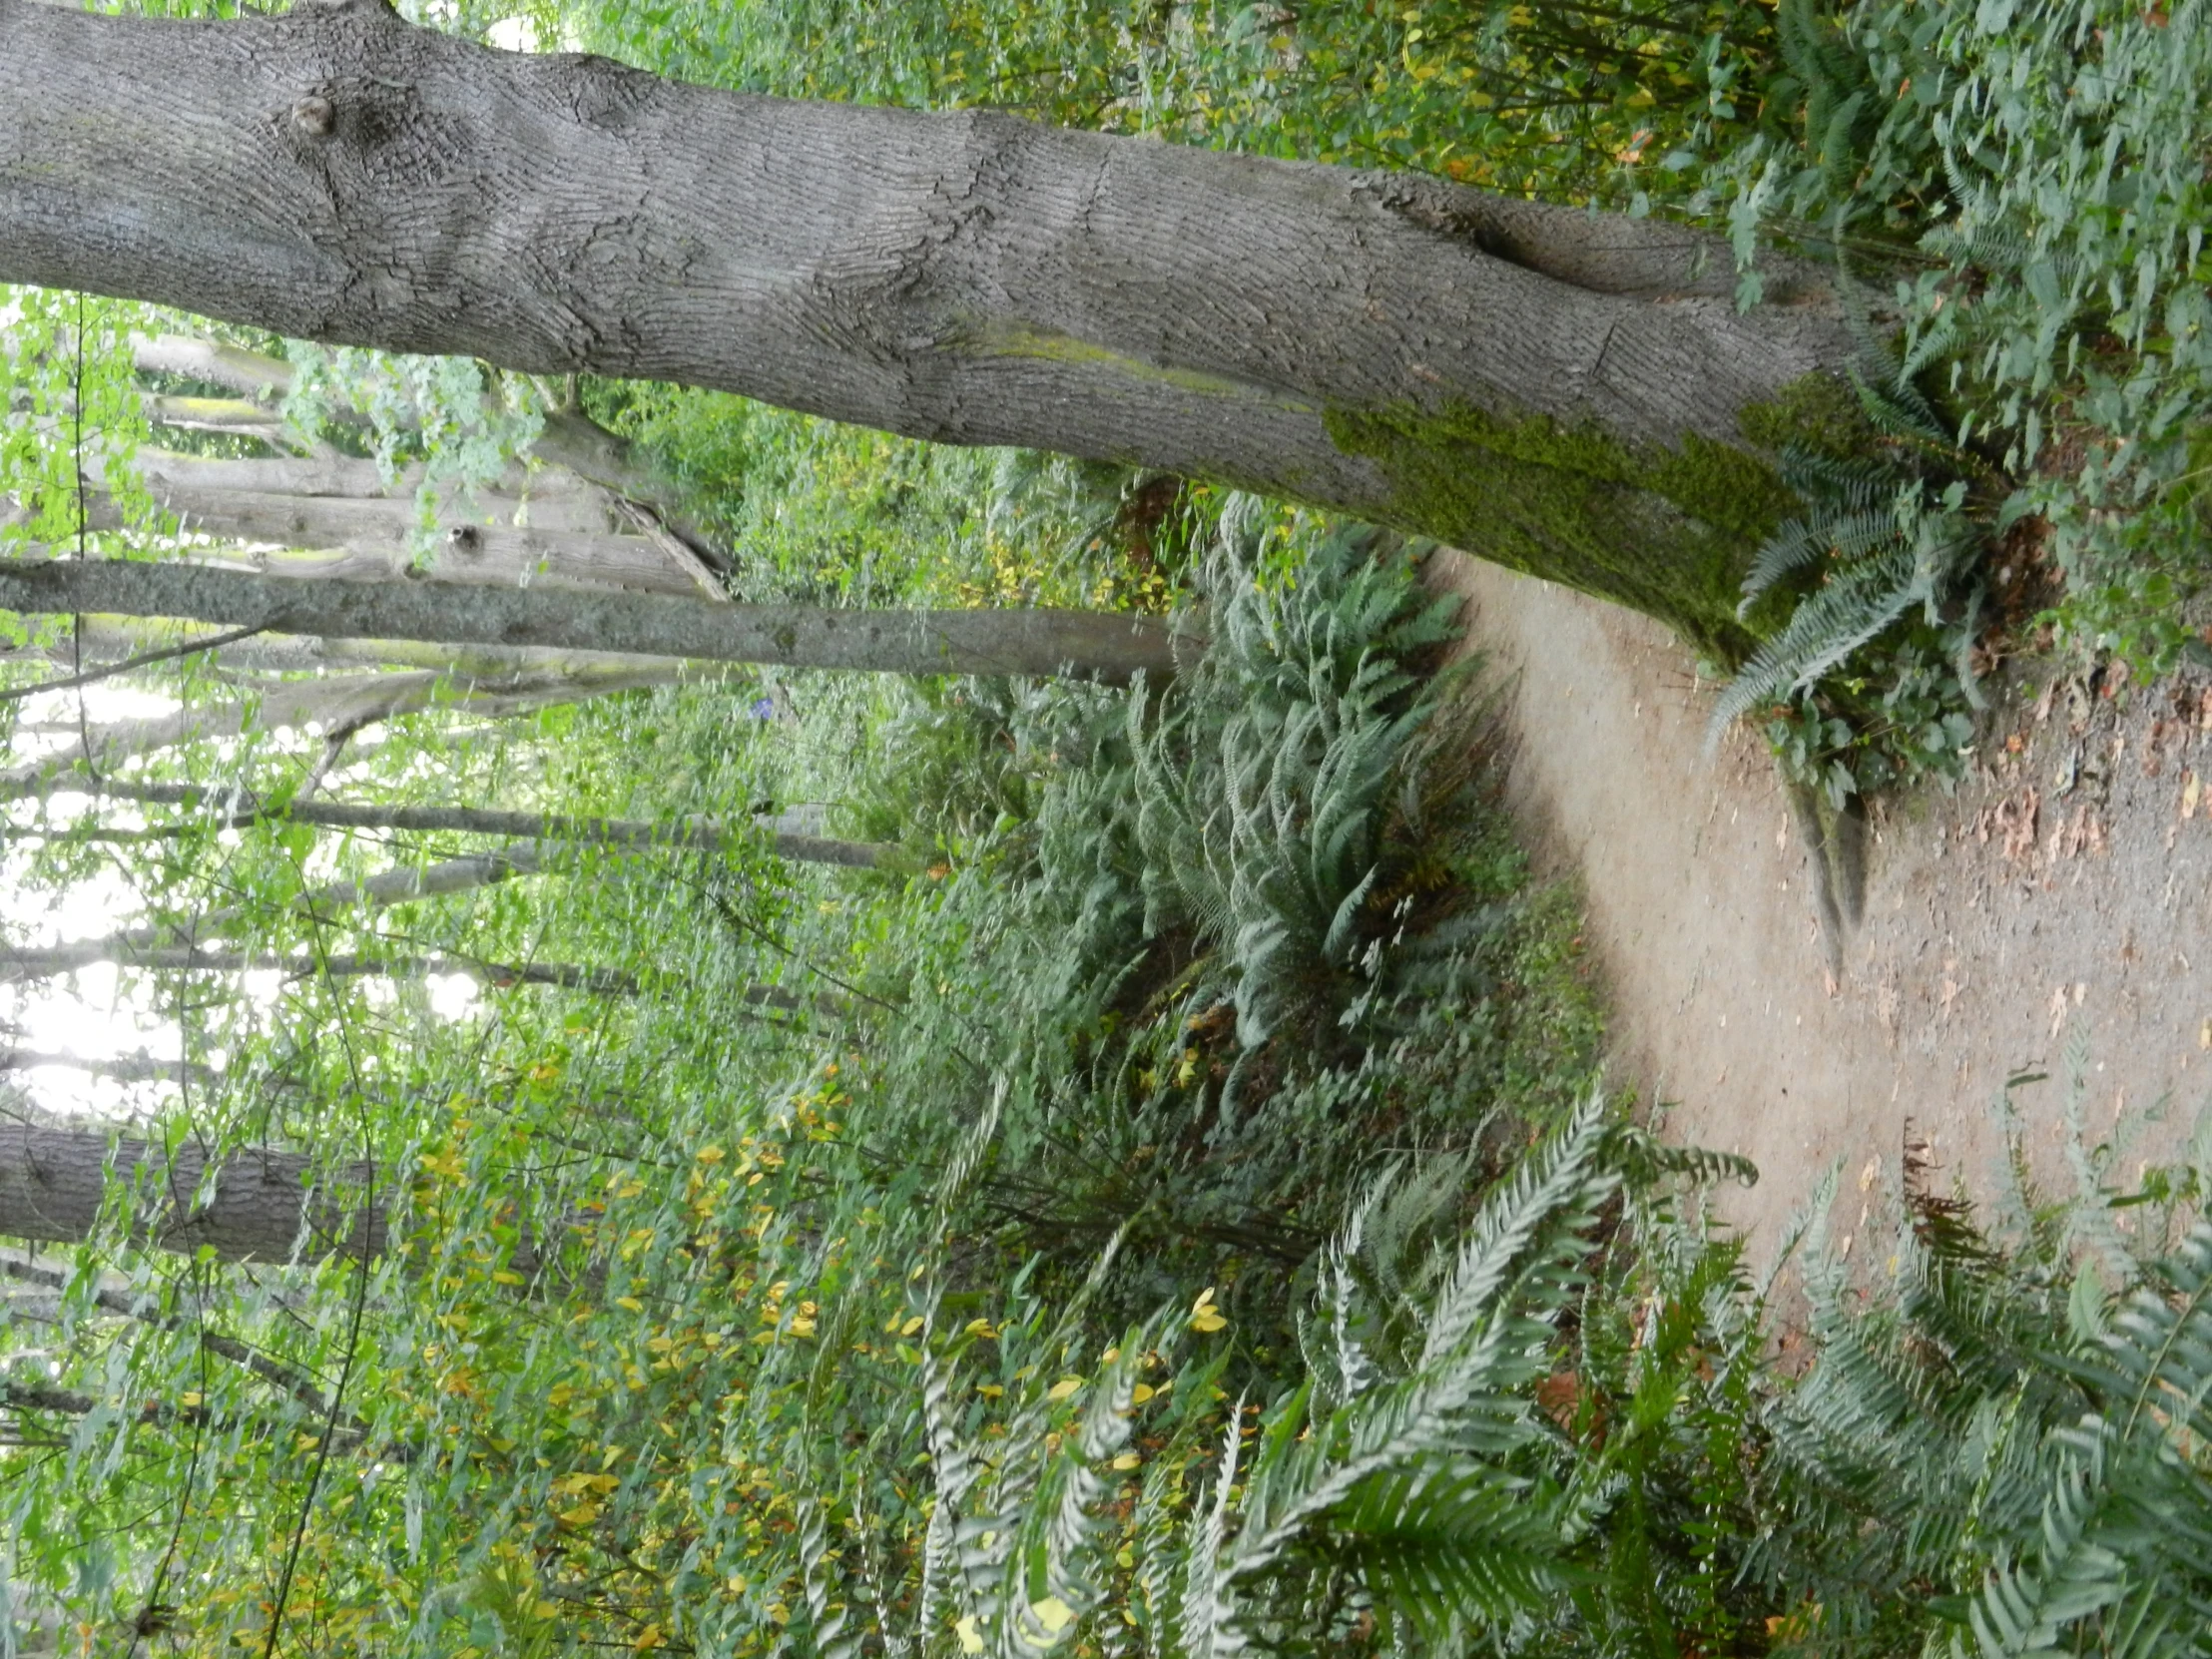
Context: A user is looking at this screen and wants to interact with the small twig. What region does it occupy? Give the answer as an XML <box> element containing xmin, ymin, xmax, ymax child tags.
<box><xmin>0</xmin><ymin>624</ymin><xmax>266</xmax><ymax>708</ymax></box>
<box><xmin>293</xmin><ymin>717</ymin><xmax>369</xmax><ymax>804</ymax></box>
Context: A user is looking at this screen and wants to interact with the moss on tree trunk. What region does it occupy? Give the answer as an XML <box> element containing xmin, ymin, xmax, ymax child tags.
<box><xmin>1326</xmin><ymin>373</ymin><xmax>1878</xmax><ymax>667</ymax></box>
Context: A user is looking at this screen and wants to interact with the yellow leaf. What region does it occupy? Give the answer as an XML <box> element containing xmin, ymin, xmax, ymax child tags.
<box><xmin>963</xmin><ymin>1318</ymin><xmax>997</xmax><ymax>1339</ymax></box>
<box><xmin>696</xmin><ymin>1146</ymin><xmax>726</xmax><ymax>1164</ymax></box>
<box><xmin>532</xmin><ymin>1601</ymin><xmax>560</xmax><ymax>1620</ymax></box>
<box><xmin>616</xmin><ymin>1180</ymin><xmax>647</xmax><ymax>1200</ymax></box>
<box><xmin>766</xmin><ymin>1603</ymin><xmax>791</xmax><ymax>1627</ymax></box>
<box><xmin>1111</xmin><ymin>1452</ymin><xmax>1141</xmax><ymax>1470</ymax></box>
<box><xmin>1192</xmin><ymin>1287</ymin><xmax>1217</xmax><ymax>1313</ymax></box>
<box><xmin>1032</xmin><ymin>1596</ymin><xmax>1076</xmax><ymax>1634</ymax></box>
<box><xmin>1047</xmin><ymin>1377</ymin><xmax>1083</xmax><ymax>1400</ymax></box>
<box><xmin>558</xmin><ymin>1502</ymin><xmax>599</xmax><ymax>1526</ymax></box>
<box><xmin>1130</xmin><ymin>1384</ymin><xmax>1155</xmax><ymax>1405</ymax></box>
<box><xmin>900</xmin><ymin>1316</ymin><xmax>925</xmax><ymax>1337</ymax></box>
<box><xmin>549</xmin><ymin>1384</ymin><xmax>574</xmax><ymax>1406</ymax></box>
<box><xmin>788</xmin><ymin>1318</ymin><xmax>818</xmax><ymax>1338</ymax></box>
<box><xmin>978</xmin><ymin>1382</ymin><xmax>1005</xmax><ymax>1399</ymax></box>
<box><xmin>492</xmin><ymin>1270</ymin><xmax>523</xmax><ymax>1286</ymax></box>
<box><xmin>616</xmin><ymin>1297</ymin><xmax>644</xmax><ymax>1314</ymax></box>
<box><xmin>954</xmin><ymin>1614</ymin><xmax>985</xmax><ymax>1654</ymax></box>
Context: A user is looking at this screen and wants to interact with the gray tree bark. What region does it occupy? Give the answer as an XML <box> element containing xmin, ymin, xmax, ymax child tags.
<box><xmin>69</xmin><ymin>780</ymin><xmax>901</xmax><ymax>868</ymax></box>
<box><xmin>0</xmin><ymin>555</ymin><xmax>1192</xmax><ymax>680</ymax></box>
<box><xmin>0</xmin><ymin>942</ymin><xmax>638</xmax><ymax>993</ymax></box>
<box><xmin>0</xmin><ymin>0</ymin><xmax>1855</xmax><ymax>656</ymax></box>
<box><xmin>107</xmin><ymin>460</ymin><xmax>717</xmax><ymax>601</ymax></box>
<box><xmin>132</xmin><ymin>330</ymin><xmax>725</xmax><ymax>565</ymax></box>
<box><xmin>0</xmin><ymin>1119</ymin><xmax>382</xmax><ymax>1264</ymax></box>
<box><xmin>52</xmin><ymin>611</ymin><xmax>719</xmax><ymax>682</ymax></box>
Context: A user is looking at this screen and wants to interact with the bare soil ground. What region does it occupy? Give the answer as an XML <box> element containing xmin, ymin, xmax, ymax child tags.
<box><xmin>1432</xmin><ymin>552</ymin><xmax>2212</xmax><ymax>1270</ymax></box>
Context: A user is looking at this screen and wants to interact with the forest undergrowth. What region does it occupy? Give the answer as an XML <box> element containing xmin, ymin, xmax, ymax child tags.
<box><xmin>2</xmin><ymin>0</ymin><xmax>2210</xmax><ymax>1651</ymax></box>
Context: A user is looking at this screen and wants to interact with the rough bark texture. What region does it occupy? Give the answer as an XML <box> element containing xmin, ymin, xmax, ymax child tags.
<box><xmin>0</xmin><ymin>0</ymin><xmax>1857</xmax><ymax>651</ymax></box>
<box><xmin>0</xmin><ymin>555</ymin><xmax>1191</xmax><ymax>679</ymax></box>
<box><xmin>0</xmin><ymin>1119</ymin><xmax>382</xmax><ymax>1264</ymax></box>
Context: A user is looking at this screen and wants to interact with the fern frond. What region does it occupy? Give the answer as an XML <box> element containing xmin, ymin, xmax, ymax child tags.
<box><xmin>1707</xmin><ymin>546</ymin><xmax>1922</xmax><ymax>742</ymax></box>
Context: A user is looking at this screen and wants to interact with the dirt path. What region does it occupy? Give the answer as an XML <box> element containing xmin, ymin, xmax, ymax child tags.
<box><xmin>1433</xmin><ymin>552</ymin><xmax>2212</xmax><ymax>1267</ymax></box>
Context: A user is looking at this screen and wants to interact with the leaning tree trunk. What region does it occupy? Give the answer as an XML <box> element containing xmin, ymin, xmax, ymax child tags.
<box><xmin>0</xmin><ymin>557</ymin><xmax>1191</xmax><ymax>680</ymax></box>
<box><xmin>0</xmin><ymin>0</ymin><xmax>1859</xmax><ymax>661</ymax></box>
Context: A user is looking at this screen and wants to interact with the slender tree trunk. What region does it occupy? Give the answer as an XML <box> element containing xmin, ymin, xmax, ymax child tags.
<box><xmin>67</xmin><ymin>780</ymin><xmax>901</xmax><ymax>868</ymax></box>
<box><xmin>0</xmin><ymin>1047</ymin><xmax>218</xmax><ymax>1087</ymax></box>
<box><xmin>0</xmin><ymin>0</ymin><xmax>1857</xmax><ymax>658</ymax></box>
<box><xmin>2</xmin><ymin>658</ymin><xmax>689</xmax><ymax>788</ymax></box>
<box><xmin>56</xmin><ymin>611</ymin><xmax>721</xmax><ymax>682</ymax></box>
<box><xmin>29</xmin><ymin>828</ymin><xmax>892</xmax><ymax>971</ymax></box>
<box><xmin>0</xmin><ymin>556</ymin><xmax>1193</xmax><ymax>680</ymax></box>
<box><xmin>0</xmin><ymin>942</ymin><xmax>637</xmax><ymax>991</ymax></box>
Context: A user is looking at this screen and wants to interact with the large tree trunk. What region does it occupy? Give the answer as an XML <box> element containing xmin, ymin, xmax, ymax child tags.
<box><xmin>0</xmin><ymin>1119</ymin><xmax>382</xmax><ymax>1264</ymax></box>
<box><xmin>112</xmin><ymin>452</ymin><xmax>721</xmax><ymax>600</ymax></box>
<box><xmin>0</xmin><ymin>556</ymin><xmax>1191</xmax><ymax>680</ymax></box>
<box><xmin>132</xmin><ymin>331</ymin><xmax>724</xmax><ymax>564</ymax></box>
<box><xmin>0</xmin><ymin>0</ymin><xmax>1856</xmax><ymax>659</ymax></box>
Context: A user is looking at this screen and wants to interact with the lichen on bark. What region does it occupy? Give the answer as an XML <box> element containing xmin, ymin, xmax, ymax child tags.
<box><xmin>1324</xmin><ymin>371</ymin><xmax>1879</xmax><ymax>667</ymax></box>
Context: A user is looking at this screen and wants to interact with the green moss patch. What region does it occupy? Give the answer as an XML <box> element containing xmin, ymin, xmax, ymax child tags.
<box><xmin>1326</xmin><ymin>379</ymin><xmax>1863</xmax><ymax>665</ymax></box>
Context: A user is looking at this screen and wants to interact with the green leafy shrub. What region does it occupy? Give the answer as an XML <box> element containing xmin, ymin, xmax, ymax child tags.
<box><xmin>1724</xmin><ymin>0</ymin><xmax>2212</xmax><ymax>675</ymax></box>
